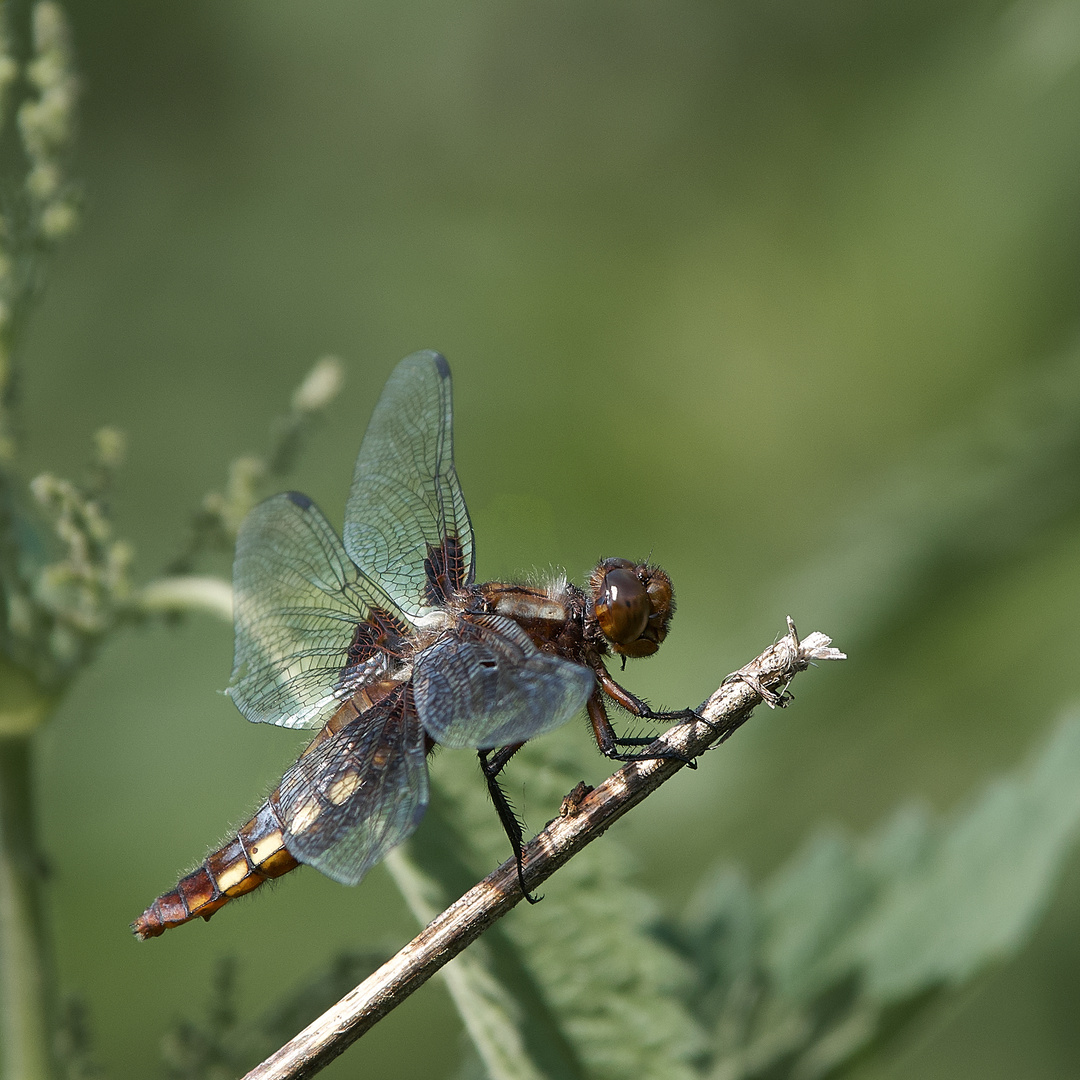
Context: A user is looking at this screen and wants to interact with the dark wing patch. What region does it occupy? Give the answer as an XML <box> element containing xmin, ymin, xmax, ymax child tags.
<box><xmin>228</xmin><ymin>492</ymin><xmax>411</xmax><ymax>731</ymax></box>
<box><xmin>339</xmin><ymin>607</ymin><xmax>410</xmax><ymax>689</ymax></box>
<box><xmin>413</xmin><ymin>614</ymin><xmax>595</xmax><ymax>750</ymax></box>
<box><xmin>342</xmin><ymin>351</ymin><xmax>475</xmax><ymax>620</ymax></box>
<box><xmin>274</xmin><ymin>685</ymin><xmax>429</xmax><ymax>886</ymax></box>
<box><xmin>423</xmin><ymin>534</ymin><xmax>469</xmax><ymax>607</ymax></box>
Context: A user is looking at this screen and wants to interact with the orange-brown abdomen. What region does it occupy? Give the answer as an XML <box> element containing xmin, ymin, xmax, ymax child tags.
<box><xmin>132</xmin><ymin>691</ymin><xmax>395</xmax><ymax>941</ymax></box>
<box><xmin>132</xmin><ymin>798</ymin><xmax>298</xmax><ymax>940</ymax></box>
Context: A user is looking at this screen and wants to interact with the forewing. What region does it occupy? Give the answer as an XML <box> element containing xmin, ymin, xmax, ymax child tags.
<box><xmin>275</xmin><ymin>686</ymin><xmax>429</xmax><ymax>886</ymax></box>
<box><xmin>228</xmin><ymin>491</ymin><xmax>409</xmax><ymax>730</ymax></box>
<box><xmin>343</xmin><ymin>351</ymin><xmax>475</xmax><ymax>621</ymax></box>
<box><xmin>413</xmin><ymin>614</ymin><xmax>595</xmax><ymax>750</ymax></box>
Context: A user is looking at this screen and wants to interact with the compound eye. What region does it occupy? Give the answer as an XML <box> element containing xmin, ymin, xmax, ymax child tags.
<box><xmin>595</xmin><ymin>567</ymin><xmax>650</xmax><ymax>645</ymax></box>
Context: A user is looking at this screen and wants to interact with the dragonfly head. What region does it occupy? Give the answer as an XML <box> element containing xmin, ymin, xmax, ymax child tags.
<box><xmin>589</xmin><ymin>558</ymin><xmax>675</xmax><ymax>659</ymax></box>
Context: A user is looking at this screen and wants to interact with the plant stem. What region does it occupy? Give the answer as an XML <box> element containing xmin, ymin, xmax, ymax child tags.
<box><xmin>0</xmin><ymin>734</ymin><xmax>57</xmax><ymax>1080</ymax></box>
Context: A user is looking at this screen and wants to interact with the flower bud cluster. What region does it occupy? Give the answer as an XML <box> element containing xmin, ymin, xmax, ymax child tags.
<box><xmin>5</xmin><ymin>429</ymin><xmax>134</xmax><ymax>688</ymax></box>
<box><xmin>0</xmin><ymin>2</ymin><xmax>80</xmax><ymax>464</ymax></box>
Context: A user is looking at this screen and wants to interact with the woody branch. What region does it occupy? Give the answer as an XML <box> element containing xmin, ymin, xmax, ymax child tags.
<box><xmin>242</xmin><ymin>618</ymin><xmax>846</xmax><ymax>1080</ymax></box>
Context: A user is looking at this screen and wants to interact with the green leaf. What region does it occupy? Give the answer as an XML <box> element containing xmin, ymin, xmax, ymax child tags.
<box><xmin>668</xmin><ymin>710</ymin><xmax>1080</xmax><ymax>1080</ymax></box>
<box><xmin>852</xmin><ymin>714</ymin><xmax>1080</xmax><ymax>999</ymax></box>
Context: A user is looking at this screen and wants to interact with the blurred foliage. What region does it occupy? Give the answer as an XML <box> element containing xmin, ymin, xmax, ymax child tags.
<box><xmin>166</xmin><ymin>355</ymin><xmax>345</xmax><ymax>577</ymax></box>
<box><xmin>54</xmin><ymin>995</ymin><xmax>102</xmax><ymax>1080</ymax></box>
<box><xmin>2</xmin><ymin>0</ymin><xmax>1079</xmax><ymax>1078</ymax></box>
<box><xmin>160</xmin><ymin>951</ymin><xmax>389</xmax><ymax>1079</ymax></box>
<box><xmin>0</xmin><ymin>0</ymin><xmax>83</xmax><ymax>723</ymax></box>
<box><xmin>667</xmin><ymin>712</ymin><xmax>1080</xmax><ymax>1080</ymax></box>
<box><xmin>777</xmin><ymin>342</ymin><xmax>1080</xmax><ymax>645</ymax></box>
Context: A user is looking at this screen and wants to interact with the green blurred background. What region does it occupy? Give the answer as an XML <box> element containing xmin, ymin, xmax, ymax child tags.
<box><xmin>15</xmin><ymin>0</ymin><xmax>1080</xmax><ymax>1075</ymax></box>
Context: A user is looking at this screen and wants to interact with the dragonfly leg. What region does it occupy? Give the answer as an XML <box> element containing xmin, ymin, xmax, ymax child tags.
<box><xmin>587</xmin><ymin>690</ymin><xmax>696</xmax><ymax>767</ymax></box>
<box><xmin>598</xmin><ymin>669</ymin><xmax>704</xmax><ymax>725</ymax></box>
<box><xmin>478</xmin><ymin>745</ymin><xmax>542</xmax><ymax>904</ymax></box>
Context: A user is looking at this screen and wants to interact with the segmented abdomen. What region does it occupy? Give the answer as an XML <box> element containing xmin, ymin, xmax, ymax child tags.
<box><xmin>132</xmin><ymin>797</ymin><xmax>297</xmax><ymax>940</ymax></box>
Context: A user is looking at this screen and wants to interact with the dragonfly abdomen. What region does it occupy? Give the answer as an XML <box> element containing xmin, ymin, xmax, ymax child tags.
<box><xmin>132</xmin><ymin>798</ymin><xmax>298</xmax><ymax>940</ymax></box>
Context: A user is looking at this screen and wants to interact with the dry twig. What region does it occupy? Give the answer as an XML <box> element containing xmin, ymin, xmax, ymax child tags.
<box><xmin>243</xmin><ymin>618</ymin><xmax>845</xmax><ymax>1080</ymax></box>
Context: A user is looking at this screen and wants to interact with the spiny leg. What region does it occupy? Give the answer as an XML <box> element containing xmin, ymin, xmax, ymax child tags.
<box><xmin>478</xmin><ymin>744</ymin><xmax>542</xmax><ymax>904</ymax></box>
<box><xmin>588</xmin><ymin>681</ymin><xmax>699</xmax><ymax>767</ymax></box>
<box><xmin>598</xmin><ymin>669</ymin><xmax>703</xmax><ymax>725</ymax></box>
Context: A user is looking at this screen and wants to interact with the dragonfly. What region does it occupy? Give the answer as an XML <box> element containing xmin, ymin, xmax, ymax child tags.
<box><xmin>133</xmin><ymin>351</ymin><xmax>693</xmax><ymax>939</ymax></box>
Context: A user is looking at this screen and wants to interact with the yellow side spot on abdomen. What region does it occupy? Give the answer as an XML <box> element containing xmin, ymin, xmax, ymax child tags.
<box><xmin>328</xmin><ymin>771</ymin><xmax>363</xmax><ymax>804</ymax></box>
<box><xmin>288</xmin><ymin>798</ymin><xmax>321</xmax><ymax>835</ymax></box>
<box><xmin>214</xmin><ymin>859</ymin><xmax>250</xmax><ymax>894</ymax></box>
<box><xmin>249</xmin><ymin>829</ymin><xmax>285</xmax><ymax>865</ymax></box>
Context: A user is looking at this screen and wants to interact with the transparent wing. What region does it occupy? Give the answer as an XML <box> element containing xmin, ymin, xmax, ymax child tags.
<box><xmin>228</xmin><ymin>491</ymin><xmax>411</xmax><ymax>730</ymax></box>
<box><xmin>413</xmin><ymin>614</ymin><xmax>595</xmax><ymax>750</ymax></box>
<box><xmin>275</xmin><ymin>686</ymin><xmax>429</xmax><ymax>886</ymax></box>
<box><xmin>343</xmin><ymin>351</ymin><xmax>475</xmax><ymax>621</ymax></box>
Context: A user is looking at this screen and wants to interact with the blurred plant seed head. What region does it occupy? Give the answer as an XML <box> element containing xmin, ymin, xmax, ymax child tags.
<box><xmin>292</xmin><ymin>355</ymin><xmax>345</xmax><ymax>414</ymax></box>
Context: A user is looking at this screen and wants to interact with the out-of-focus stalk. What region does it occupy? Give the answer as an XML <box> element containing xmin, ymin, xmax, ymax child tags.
<box><xmin>0</xmin><ymin>732</ymin><xmax>58</xmax><ymax>1080</ymax></box>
